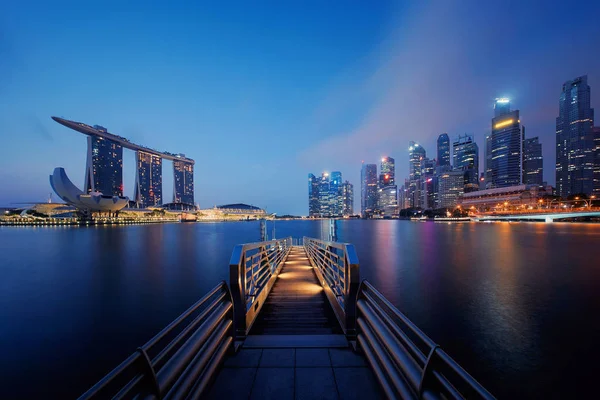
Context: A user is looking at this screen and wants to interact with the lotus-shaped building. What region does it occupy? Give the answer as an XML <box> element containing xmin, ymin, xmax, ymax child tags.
<box><xmin>49</xmin><ymin>167</ymin><xmax>129</xmax><ymax>212</ymax></box>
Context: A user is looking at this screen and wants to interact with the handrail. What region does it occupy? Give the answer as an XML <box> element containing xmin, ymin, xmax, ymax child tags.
<box><xmin>229</xmin><ymin>237</ymin><xmax>292</xmax><ymax>337</ymax></box>
<box><xmin>78</xmin><ymin>281</ymin><xmax>234</xmax><ymax>400</ymax></box>
<box><xmin>303</xmin><ymin>236</ymin><xmax>359</xmax><ymax>337</ymax></box>
<box><xmin>356</xmin><ymin>281</ymin><xmax>495</xmax><ymax>400</ymax></box>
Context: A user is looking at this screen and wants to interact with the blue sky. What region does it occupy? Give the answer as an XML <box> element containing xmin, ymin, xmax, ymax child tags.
<box><xmin>1</xmin><ymin>1</ymin><xmax>600</xmax><ymax>214</ymax></box>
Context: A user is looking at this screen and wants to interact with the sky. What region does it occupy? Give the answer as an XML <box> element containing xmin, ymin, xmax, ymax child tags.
<box><xmin>1</xmin><ymin>0</ymin><xmax>600</xmax><ymax>215</ymax></box>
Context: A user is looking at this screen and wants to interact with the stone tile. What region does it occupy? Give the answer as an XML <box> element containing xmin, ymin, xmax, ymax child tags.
<box><xmin>259</xmin><ymin>348</ymin><xmax>295</xmax><ymax>367</ymax></box>
<box><xmin>328</xmin><ymin>348</ymin><xmax>367</xmax><ymax>367</ymax></box>
<box><xmin>206</xmin><ymin>367</ymin><xmax>257</xmax><ymax>400</ymax></box>
<box><xmin>224</xmin><ymin>348</ymin><xmax>262</xmax><ymax>367</ymax></box>
<box><xmin>333</xmin><ymin>367</ymin><xmax>383</xmax><ymax>400</ymax></box>
<box><xmin>250</xmin><ymin>367</ymin><xmax>294</xmax><ymax>400</ymax></box>
<box><xmin>296</xmin><ymin>367</ymin><xmax>339</xmax><ymax>400</ymax></box>
<box><xmin>296</xmin><ymin>348</ymin><xmax>331</xmax><ymax>367</ymax></box>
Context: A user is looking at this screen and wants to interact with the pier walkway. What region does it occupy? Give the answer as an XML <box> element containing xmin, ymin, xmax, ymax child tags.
<box><xmin>77</xmin><ymin>237</ymin><xmax>495</xmax><ymax>400</ymax></box>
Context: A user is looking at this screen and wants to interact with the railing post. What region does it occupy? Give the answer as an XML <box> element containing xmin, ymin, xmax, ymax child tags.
<box><xmin>344</xmin><ymin>244</ymin><xmax>359</xmax><ymax>339</ymax></box>
<box><xmin>229</xmin><ymin>245</ymin><xmax>247</xmax><ymax>339</ymax></box>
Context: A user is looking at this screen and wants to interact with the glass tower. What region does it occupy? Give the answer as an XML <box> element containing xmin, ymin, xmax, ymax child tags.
<box><xmin>341</xmin><ymin>181</ymin><xmax>354</xmax><ymax>216</ymax></box>
<box><xmin>523</xmin><ymin>137</ymin><xmax>543</xmax><ymax>186</ymax></box>
<box><xmin>173</xmin><ymin>159</ymin><xmax>194</xmax><ymax>204</ymax></box>
<box><xmin>85</xmin><ymin>136</ymin><xmax>123</xmax><ymax>196</ymax></box>
<box><xmin>379</xmin><ymin>157</ymin><xmax>395</xmax><ymax>187</ymax></box>
<box><xmin>308</xmin><ymin>173</ymin><xmax>320</xmax><ymax>217</ymax></box>
<box><xmin>453</xmin><ymin>134</ymin><xmax>479</xmax><ymax>192</ymax></box>
<box><xmin>408</xmin><ymin>142</ymin><xmax>426</xmax><ymax>208</ymax></box>
<box><xmin>594</xmin><ymin>126</ymin><xmax>600</xmax><ymax>195</ymax></box>
<box><xmin>556</xmin><ymin>76</ymin><xmax>595</xmax><ymax>197</ymax></box>
<box><xmin>489</xmin><ymin>99</ymin><xmax>522</xmax><ymax>188</ymax></box>
<box><xmin>437</xmin><ymin>133</ymin><xmax>451</xmax><ymax>167</ymax></box>
<box><xmin>360</xmin><ymin>163</ymin><xmax>378</xmax><ymax>217</ymax></box>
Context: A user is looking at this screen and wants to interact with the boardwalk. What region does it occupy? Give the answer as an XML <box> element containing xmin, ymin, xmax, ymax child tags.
<box><xmin>250</xmin><ymin>246</ymin><xmax>341</xmax><ymax>335</ymax></box>
<box><xmin>207</xmin><ymin>246</ymin><xmax>381</xmax><ymax>400</ymax></box>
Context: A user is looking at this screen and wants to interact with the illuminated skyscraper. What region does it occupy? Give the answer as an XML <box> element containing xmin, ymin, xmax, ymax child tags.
<box><xmin>453</xmin><ymin>134</ymin><xmax>479</xmax><ymax>192</ymax></box>
<box><xmin>438</xmin><ymin>170</ymin><xmax>464</xmax><ymax>208</ymax></box>
<box><xmin>308</xmin><ymin>173</ymin><xmax>320</xmax><ymax>216</ymax></box>
<box><xmin>341</xmin><ymin>181</ymin><xmax>354</xmax><ymax>216</ymax></box>
<box><xmin>523</xmin><ymin>137</ymin><xmax>543</xmax><ymax>186</ymax></box>
<box><xmin>437</xmin><ymin>133</ymin><xmax>451</xmax><ymax>167</ymax></box>
<box><xmin>85</xmin><ymin>136</ymin><xmax>123</xmax><ymax>196</ymax></box>
<box><xmin>379</xmin><ymin>157</ymin><xmax>395</xmax><ymax>187</ymax></box>
<box><xmin>330</xmin><ymin>171</ymin><xmax>343</xmax><ymax>215</ymax></box>
<box><xmin>361</xmin><ymin>163</ymin><xmax>378</xmax><ymax>217</ymax></box>
<box><xmin>318</xmin><ymin>172</ymin><xmax>331</xmax><ymax>216</ymax></box>
<box><xmin>489</xmin><ymin>99</ymin><xmax>523</xmax><ymax>188</ymax></box>
<box><xmin>408</xmin><ymin>142</ymin><xmax>426</xmax><ymax>208</ymax></box>
<box><xmin>134</xmin><ymin>151</ymin><xmax>162</xmax><ymax>207</ymax></box>
<box><xmin>173</xmin><ymin>159</ymin><xmax>194</xmax><ymax>204</ymax></box>
<box><xmin>594</xmin><ymin>127</ymin><xmax>600</xmax><ymax>195</ymax></box>
<box><xmin>556</xmin><ymin>76</ymin><xmax>595</xmax><ymax>197</ymax></box>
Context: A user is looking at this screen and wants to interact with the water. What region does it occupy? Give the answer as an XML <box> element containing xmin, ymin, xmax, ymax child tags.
<box><xmin>1</xmin><ymin>220</ymin><xmax>599</xmax><ymax>398</ymax></box>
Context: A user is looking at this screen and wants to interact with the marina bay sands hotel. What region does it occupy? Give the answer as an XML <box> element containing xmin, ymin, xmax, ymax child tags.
<box><xmin>52</xmin><ymin>117</ymin><xmax>194</xmax><ymax>208</ymax></box>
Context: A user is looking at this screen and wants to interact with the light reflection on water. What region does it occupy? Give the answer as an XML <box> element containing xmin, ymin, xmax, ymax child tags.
<box><xmin>1</xmin><ymin>220</ymin><xmax>599</xmax><ymax>399</ymax></box>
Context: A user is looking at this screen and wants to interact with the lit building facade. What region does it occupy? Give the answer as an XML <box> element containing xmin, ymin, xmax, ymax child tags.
<box><xmin>135</xmin><ymin>151</ymin><xmax>162</xmax><ymax>207</ymax></box>
<box><xmin>460</xmin><ymin>184</ymin><xmax>553</xmax><ymax>211</ymax></box>
<box><xmin>523</xmin><ymin>137</ymin><xmax>544</xmax><ymax>186</ymax></box>
<box><xmin>173</xmin><ymin>159</ymin><xmax>194</xmax><ymax>204</ymax></box>
<box><xmin>330</xmin><ymin>171</ymin><xmax>343</xmax><ymax>216</ymax></box>
<box><xmin>308</xmin><ymin>173</ymin><xmax>320</xmax><ymax>216</ymax></box>
<box><xmin>489</xmin><ymin>99</ymin><xmax>523</xmax><ymax>188</ymax></box>
<box><xmin>379</xmin><ymin>157</ymin><xmax>395</xmax><ymax>187</ymax></box>
<box><xmin>556</xmin><ymin>76</ymin><xmax>595</xmax><ymax>197</ymax></box>
<box><xmin>86</xmin><ymin>136</ymin><xmax>123</xmax><ymax>196</ymax></box>
<box><xmin>361</xmin><ymin>163</ymin><xmax>378</xmax><ymax>217</ymax></box>
<box><xmin>408</xmin><ymin>142</ymin><xmax>426</xmax><ymax>208</ymax></box>
<box><xmin>438</xmin><ymin>170</ymin><xmax>464</xmax><ymax>208</ymax></box>
<box><xmin>594</xmin><ymin>127</ymin><xmax>600</xmax><ymax>195</ymax></box>
<box><xmin>318</xmin><ymin>173</ymin><xmax>331</xmax><ymax>216</ymax></box>
<box><xmin>437</xmin><ymin>133</ymin><xmax>451</xmax><ymax>167</ymax></box>
<box><xmin>453</xmin><ymin>134</ymin><xmax>479</xmax><ymax>192</ymax></box>
<box><xmin>341</xmin><ymin>181</ymin><xmax>354</xmax><ymax>216</ymax></box>
<box><xmin>378</xmin><ymin>186</ymin><xmax>398</xmax><ymax>217</ymax></box>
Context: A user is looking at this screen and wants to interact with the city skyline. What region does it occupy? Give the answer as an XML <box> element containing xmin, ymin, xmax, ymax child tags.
<box><xmin>2</xmin><ymin>1</ymin><xmax>600</xmax><ymax>215</ymax></box>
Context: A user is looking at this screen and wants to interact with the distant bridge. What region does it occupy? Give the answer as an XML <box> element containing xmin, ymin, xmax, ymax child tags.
<box><xmin>474</xmin><ymin>209</ymin><xmax>600</xmax><ymax>223</ymax></box>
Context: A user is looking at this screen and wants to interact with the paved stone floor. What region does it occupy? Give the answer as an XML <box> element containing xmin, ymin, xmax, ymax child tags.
<box><xmin>207</xmin><ymin>347</ymin><xmax>383</xmax><ymax>400</ymax></box>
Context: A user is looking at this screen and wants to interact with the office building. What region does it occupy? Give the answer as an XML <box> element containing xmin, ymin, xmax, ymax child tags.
<box><xmin>361</xmin><ymin>163</ymin><xmax>378</xmax><ymax>216</ymax></box>
<box><xmin>594</xmin><ymin>127</ymin><xmax>600</xmax><ymax>195</ymax></box>
<box><xmin>437</xmin><ymin>133</ymin><xmax>451</xmax><ymax>167</ymax></box>
<box><xmin>379</xmin><ymin>157</ymin><xmax>395</xmax><ymax>187</ymax></box>
<box><xmin>378</xmin><ymin>186</ymin><xmax>398</xmax><ymax>217</ymax></box>
<box><xmin>341</xmin><ymin>181</ymin><xmax>354</xmax><ymax>216</ymax></box>
<box><xmin>408</xmin><ymin>142</ymin><xmax>426</xmax><ymax>208</ymax></box>
<box><xmin>489</xmin><ymin>98</ymin><xmax>523</xmax><ymax>188</ymax></box>
<box><xmin>523</xmin><ymin>137</ymin><xmax>544</xmax><ymax>186</ymax></box>
<box><xmin>484</xmin><ymin>133</ymin><xmax>492</xmax><ymax>189</ymax></box>
<box><xmin>438</xmin><ymin>170</ymin><xmax>464</xmax><ymax>208</ymax></box>
<box><xmin>318</xmin><ymin>173</ymin><xmax>331</xmax><ymax>216</ymax></box>
<box><xmin>556</xmin><ymin>76</ymin><xmax>595</xmax><ymax>197</ymax></box>
<box><xmin>135</xmin><ymin>151</ymin><xmax>162</xmax><ymax>208</ymax></box>
<box><xmin>173</xmin><ymin>159</ymin><xmax>194</xmax><ymax>204</ymax></box>
<box><xmin>453</xmin><ymin>134</ymin><xmax>479</xmax><ymax>192</ymax></box>
<box><xmin>308</xmin><ymin>174</ymin><xmax>320</xmax><ymax>217</ymax></box>
<box><xmin>330</xmin><ymin>171</ymin><xmax>343</xmax><ymax>215</ymax></box>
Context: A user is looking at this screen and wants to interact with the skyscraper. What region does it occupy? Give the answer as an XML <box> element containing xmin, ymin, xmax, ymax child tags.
<box><xmin>135</xmin><ymin>151</ymin><xmax>163</xmax><ymax>207</ymax></box>
<box><xmin>594</xmin><ymin>127</ymin><xmax>600</xmax><ymax>195</ymax></box>
<box><xmin>489</xmin><ymin>98</ymin><xmax>523</xmax><ymax>188</ymax></box>
<box><xmin>308</xmin><ymin>173</ymin><xmax>319</xmax><ymax>216</ymax></box>
<box><xmin>330</xmin><ymin>171</ymin><xmax>343</xmax><ymax>216</ymax></box>
<box><xmin>523</xmin><ymin>137</ymin><xmax>544</xmax><ymax>186</ymax></box>
<box><xmin>437</xmin><ymin>133</ymin><xmax>451</xmax><ymax>167</ymax></box>
<box><xmin>408</xmin><ymin>142</ymin><xmax>426</xmax><ymax>208</ymax></box>
<box><xmin>86</xmin><ymin>136</ymin><xmax>123</xmax><ymax>196</ymax></box>
<box><xmin>318</xmin><ymin>173</ymin><xmax>331</xmax><ymax>216</ymax></box>
<box><xmin>438</xmin><ymin>170</ymin><xmax>465</xmax><ymax>208</ymax></box>
<box><xmin>379</xmin><ymin>157</ymin><xmax>395</xmax><ymax>187</ymax></box>
<box><xmin>173</xmin><ymin>159</ymin><xmax>194</xmax><ymax>204</ymax></box>
<box><xmin>484</xmin><ymin>133</ymin><xmax>492</xmax><ymax>189</ymax></box>
<box><xmin>556</xmin><ymin>76</ymin><xmax>595</xmax><ymax>197</ymax></box>
<box><xmin>453</xmin><ymin>134</ymin><xmax>479</xmax><ymax>192</ymax></box>
<box><xmin>360</xmin><ymin>163</ymin><xmax>378</xmax><ymax>217</ymax></box>
<box><xmin>341</xmin><ymin>181</ymin><xmax>354</xmax><ymax>216</ymax></box>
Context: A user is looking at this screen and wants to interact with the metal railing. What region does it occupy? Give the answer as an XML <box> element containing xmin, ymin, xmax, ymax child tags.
<box><xmin>78</xmin><ymin>281</ymin><xmax>234</xmax><ymax>400</ymax></box>
<box><xmin>303</xmin><ymin>236</ymin><xmax>359</xmax><ymax>336</ymax></box>
<box><xmin>229</xmin><ymin>237</ymin><xmax>292</xmax><ymax>337</ymax></box>
<box><xmin>356</xmin><ymin>281</ymin><xmax>495</xmax><ymax>400</ymax></box>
